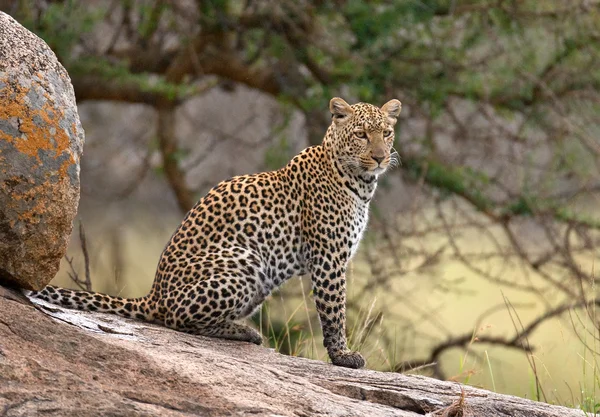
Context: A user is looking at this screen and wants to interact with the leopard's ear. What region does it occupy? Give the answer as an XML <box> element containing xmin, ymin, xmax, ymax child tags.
<box><xmin>330</xmin><ymin>97</ymin><xmax>353</xmax><ymax>125</ymax></box>
<box><xmin>381</xmin><ymin>99</ymin><xmax>402</xmax><ymax>126</ymax></box>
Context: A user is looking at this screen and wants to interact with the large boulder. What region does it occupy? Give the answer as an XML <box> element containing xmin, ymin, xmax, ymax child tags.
<box><xmin>0</xmin><ymin>12</ymin><xmax>84</xmax><ymax>290</ymax></box>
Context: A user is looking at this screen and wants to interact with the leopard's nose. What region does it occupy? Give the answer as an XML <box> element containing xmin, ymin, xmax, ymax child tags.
<box><xmin>372</xmin><ymin>155</ymin><xmax>384</xmax><ymax>164</ymax></box>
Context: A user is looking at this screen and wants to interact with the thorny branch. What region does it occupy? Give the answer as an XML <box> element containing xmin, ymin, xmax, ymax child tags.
<box><xmin>394</xmin><ymin>300</ymin><xmax>600</xmax><ymax>380</ymax></box>
<box><xmin>65</xmin><ymin>222</ymin><xmax>92</xmax><ymax>292</ymax></box>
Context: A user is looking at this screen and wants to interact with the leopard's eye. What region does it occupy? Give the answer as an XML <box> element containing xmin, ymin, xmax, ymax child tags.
<box><xmin>384</xmin><ymin>129</ymin><xmax>393</xmax><ymax>138</ymax></box>
<box><xmin>355</xmin><ymin>131</ymin><xmax>367</xmax><ymax>139</ymax></box>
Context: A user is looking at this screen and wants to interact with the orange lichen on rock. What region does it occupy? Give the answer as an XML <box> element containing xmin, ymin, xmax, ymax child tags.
<box><xmin>0</xmin><ymin>75</ymin><xmax>77</xmax><ymax>229</ymax></box>
<box><xmin>0</xmin><ymin>76</ymin><xmax>75</xmax><ymax>175</ymax></box>
<box><xmin>4</xmin><ymin>181</ymin><xmax>50</xmax><ymax>226</ymax></box>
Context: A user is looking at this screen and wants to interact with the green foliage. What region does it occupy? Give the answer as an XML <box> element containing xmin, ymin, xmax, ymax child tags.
<box><xmin>137</xmin><ymin>1</ymin><xmax>167</xmax><ymax>40</ymax></box>
<box><xmin>264</xmin><ymin>136</ymin><xmax>293</xmax><ymax>170</ymax></box>
<box><xmin>555</xmin><ymin>134</ymin><xmax>596</xmax><ymax>178</ymax></box>
<box><xmin>404</xmin><ymin>157</ymin><xmax>491</xmax><ymax>212</ymax></box>
<box><xmin>69</xmin><ymin>58</ymin><xmax>194</xmax><ymax>101</ymax></box>
<box><xmin>264</xmin><ymin>103</ymin><xmax>296</xmax><ymax>170</ymax></box>
<box><xmin>344</xmin><ymin>0</ymin><xmax>398</xmax><ymax>48</ymax></box>
<box><xmin>198</xmin><ymin>0</ymin><xmax>230</xmax><ymax>22</ymax></box>
<box><xmin>505</xmin><ymin>196</ymin><xmax>533</xmax><ymax>217</ymax></box>
<box><xmin>554</xmin><ymin>208</ymin><xmax>600</xmax><ymax>230</ymax></box>
<box><xmin>402</xmin><ymin>157</ymin><xmax>600</xmax><ymax>229</ymax></box>
<box><xmin>20</xmin><ymin>0</ymin><xmax>102</xmax><ymax>59</ymax></box>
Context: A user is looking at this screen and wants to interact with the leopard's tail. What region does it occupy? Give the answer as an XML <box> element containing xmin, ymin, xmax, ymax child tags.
<box><xmin>27</xmin><ymin>285</ymin><xmax>155</xmax><ymax>321</ymax></box>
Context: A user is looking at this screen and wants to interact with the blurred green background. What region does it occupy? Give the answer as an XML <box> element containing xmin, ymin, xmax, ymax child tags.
<box><xmin>4</xmin><ymin>0</ymin><xmax>599</xmax><ymax>411</ymax></box>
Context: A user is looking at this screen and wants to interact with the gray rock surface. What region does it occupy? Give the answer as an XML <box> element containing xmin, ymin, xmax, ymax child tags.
<box><xmin>0</xmin><ymin>12</ymin><xmax>84</xmax><ymax>290</ymax></box>
<box><xmin>0</xmin><ymin>286</ymin><xmax>585</xmax><ymax>417</ymax></box>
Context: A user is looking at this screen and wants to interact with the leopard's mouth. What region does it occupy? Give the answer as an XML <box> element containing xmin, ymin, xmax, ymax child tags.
<box><xmin>360</xmin><ymin>164</ymin><xmax>387</xmax><ymax>176</ymax></box>
<box><xmin>369</xmin><ymin>166</ymin><xmax>387</xmax><ymax>175</ymax></box>
<box><xmin>340</xmin><ymin>156</ymin><xmax>388</xmax><ymax>176</ymax></box>
<box><xmin>364</xmin><ymin>160</ymin><xmax>389</xmax><ymax>174</ymax></box>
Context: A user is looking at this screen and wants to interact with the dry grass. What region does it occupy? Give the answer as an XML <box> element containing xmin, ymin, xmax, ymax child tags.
<box><xmin>429</xmin><ymin>387</ymin><xmax>474</xmax><ymax>417</ymax></box>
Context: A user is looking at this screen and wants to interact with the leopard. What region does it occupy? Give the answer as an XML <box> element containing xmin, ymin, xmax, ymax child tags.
<box><xmin>29</xmin><ymin>97</ymin><xmax>402</xmax><ymax>369</ymax></box>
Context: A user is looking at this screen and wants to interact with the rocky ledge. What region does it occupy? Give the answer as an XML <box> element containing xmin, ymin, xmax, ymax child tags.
<box><xmin>0</xmin><ymin>286</ymin><xmax>584</xmax><ymax>417</ymax></box>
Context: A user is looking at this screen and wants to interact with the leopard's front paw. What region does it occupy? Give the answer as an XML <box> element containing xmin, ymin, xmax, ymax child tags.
<box><xmin>330</xmin><ymin>350</ymin><xmax>365</xmax><ymax>369</ymax></box>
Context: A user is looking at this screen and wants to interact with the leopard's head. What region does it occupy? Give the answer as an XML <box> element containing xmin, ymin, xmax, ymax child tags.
<box><xmin>327</xmin><ymin>97</ymin><xmax>401</xmax><ymax>177</ymax></box>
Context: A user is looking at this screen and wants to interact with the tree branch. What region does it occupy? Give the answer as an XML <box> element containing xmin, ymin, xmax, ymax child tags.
<box><xmin>398</xmin><ymin>299</ymin><xmax>600</xmax><ymax>379</ymax></box>
<box><xmin>157</xmin><ymin>105</ymin><xmax>195</xmax><ymax>213</ymax></box>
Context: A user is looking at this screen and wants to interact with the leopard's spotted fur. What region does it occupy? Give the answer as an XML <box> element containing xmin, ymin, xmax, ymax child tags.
<box><xmin>31</xmin><ymin>97</ymin><xmax>402</xmax><ymax>368</ymax></box>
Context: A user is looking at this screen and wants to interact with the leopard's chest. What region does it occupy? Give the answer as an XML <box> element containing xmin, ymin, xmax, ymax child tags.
<box><xmin>348</xmin><ymin>203</ymin><xmax>370</xmax><ymax>259</ymax></box>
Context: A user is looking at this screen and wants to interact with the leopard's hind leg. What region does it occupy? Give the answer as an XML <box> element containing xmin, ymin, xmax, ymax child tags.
<box><xmin>182</xmin><ymin>321</ymin><xmax>263</xmax><ymax>345</ymax></box>
<box><xmin>161</xmin><ymin>275</ymin><xmax>265</xmax><ymax>345</ymax></box>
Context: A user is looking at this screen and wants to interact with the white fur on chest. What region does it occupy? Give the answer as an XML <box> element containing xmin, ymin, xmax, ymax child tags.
<box><xmin>349</xmin><ymin>203</ymin><xmax>370</xmax><ymax>259</ymax></box>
